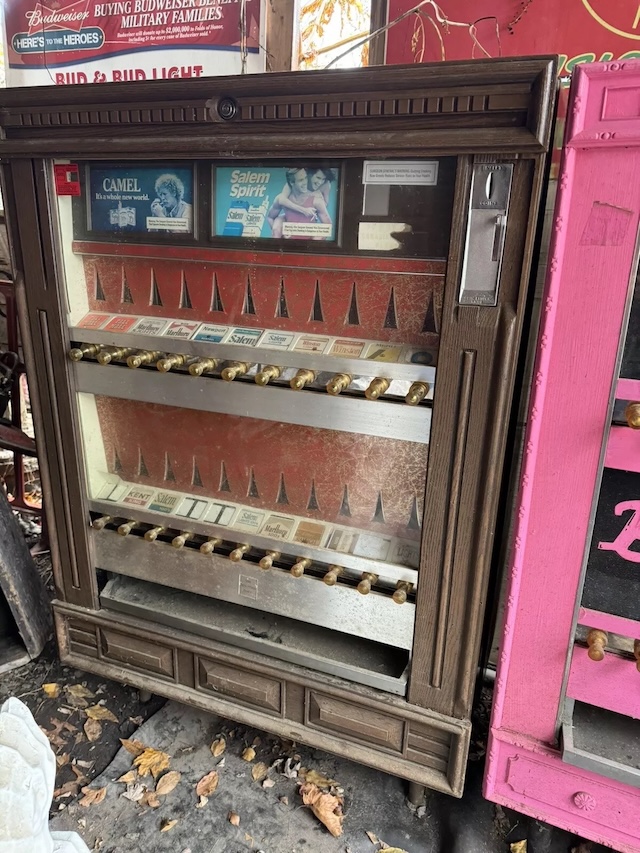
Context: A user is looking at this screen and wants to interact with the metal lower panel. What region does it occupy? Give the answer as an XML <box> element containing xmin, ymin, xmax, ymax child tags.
<box><xmin>74</xmin><ymin>360</ymin><xmax>431</xmax><ymax>444</ymax></box>
<box><xmin>101</xmin><ymin>575</ymin><xmax>410</xmax><ymax>695</ymax></box>
<box><xmin>93</xmin><ymin>530</ymin><xmax>416</xmax><ymax>650</ymax></box>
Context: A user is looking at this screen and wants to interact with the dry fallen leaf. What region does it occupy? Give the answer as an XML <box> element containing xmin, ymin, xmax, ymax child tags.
<box><xmin>56</xmin><ymin>754</ymin><xmax>70</xmax><ymax>769</ymax></box>
<box><xmin>122</xmin><ymin>783</ymin><xmax>147</xmax><ymax>803</ymax></box>
<box><xmin>303</xmin><ymin>769</ymin><xmax>340</xmax><ymax>789</ymax></box>
<box><xmin>262</xmin><ymin>778</ymin><xmax>276</xmax><ymax>789</ymax></box>
<box><xmin>53</xmin><ymin>780</ymin><xmax>82</xmax><ymax>799</ymax></box>
<box><xmin>196</xmin><ymin>795</ymin><xmax>208</xmax><ymax>808</ymax></box>
<box><xmin>142</xmin><ymin>792</ymin><xmax>161</xmax><ymax>808</ymax></box>
<box><xmin>67</xmin><ymin>685</ymin><xmax>94</xmax><ymax>700</ymax></box>
<box><xmin>251</xmin><ymin>762</ymin><xmax>268</xmax><ymax>782</ymax></box>
<box><xmin>210</xmin><ymin>738</ymin><xmax>226</xmax><ymax>758</ymax></box>
<box><xmin>79</xmin><ymin>787</ymin><xmax>107</xmax><ymax>808</ymax></box>
<box><xmin>116</xmin><ymin>770</ymin><xmax>137</xmax><ymax>785</ymax></box>
<box><xmin>366</xmin><ymin>831</ymin><xmax>380</xmax><ymax>845</ymax></box>
<box><xmin>228</xmin><ymin>811</ymin><xmax>240</xmax><ymax>826</ymax></box>
<box><xmin>241</xmin><ymin>747</ymin><xmax>256</xmax><ymax>762</ymax></box>
<box><xmin>279</xmin><ymin>796</ymin><xmax>289</xmax><ymax>806</ymax></box>
<box><xmin>381</xmin><ymin>849</ymin><xmax>410</xmax><ymax>853</ymax></box>
<box><xmin>86</xmin><ymin>705</ymin><xmax>118</xmax><ymax>723</ymax></box>
<box><xmin>196</xmin><ymin>770</ymin><xmax>219</xmax><ymax>798</ymax></box>
<box><xmin>83</xmin><ymin>719</ymin><xmax>102</xmax><ymax>743</ymax></box>
<box><xmin>160</xmin><ymin>819</ymin><xmax>177</xmax><ymax>832</ymax></box>
<box><xmin>510</xmin><ymin>843</ymin><xmax>527</xmax><ymax>853</ymax></box>
<box><xmin>134</xmin><ymin>747</ymin><xmax>171</xmax><ymax>779</ymax></box>
<box><xmin>300</xmin><ymin>782</ymin><xmax>344</xmax><ymax>837</ymax></box>
<box><xmin>155</xmin><ymin>770</ymin><xmax>181</xmax><ymax>796</ymax></box>
<box><xmin>120</xmin><ymin>738</ymin><xmax>146</xmax><ymax>757</ymax></box>
<box><xmin>43</xmin><ymin>683</ymin><xmax>60</xmax><ymax>698</ymax></box>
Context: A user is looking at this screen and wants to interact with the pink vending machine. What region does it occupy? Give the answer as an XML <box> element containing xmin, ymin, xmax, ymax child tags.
<box><xmin>485</xmin><ymin>61</ymin><xmax>640</xmax><ymax>852</ymax></box>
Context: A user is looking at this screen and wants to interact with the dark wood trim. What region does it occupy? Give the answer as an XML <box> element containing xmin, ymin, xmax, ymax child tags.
<box><xmin>368</xmin><ymin>0</ymin><xmax>388</xmax><ymax>67</ymax></box>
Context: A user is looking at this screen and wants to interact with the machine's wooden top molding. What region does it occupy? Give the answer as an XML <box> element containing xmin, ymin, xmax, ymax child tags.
<box><xmin>565</xmin><ymin>60</ymin><xmax>640</xmax><ymax>148</ymax></box>
<box><xmin>0</xmin><ymin>57</ymin><xmax>557</xmax><ymax>157</ymax></box>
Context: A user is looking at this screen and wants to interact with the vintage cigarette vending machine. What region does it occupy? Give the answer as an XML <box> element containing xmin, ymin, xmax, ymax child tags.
<box><xmin>0</xmin><ymin>59</ymin><xmax>554</xmax><ymax>797</ymax></box>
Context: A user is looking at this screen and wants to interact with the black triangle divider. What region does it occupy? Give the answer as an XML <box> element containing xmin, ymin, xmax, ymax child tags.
<box><xmin>180</xmin><ymin>274</ymin><xmax>193</xmax><ymax>309</ymax></box>
<box><xmin>192</xmin><ymin>460</ymin><xmax>203</xmax><ymax>488</ymax></box>
<box><xmin>339</xmin><ymin>485</ymin><xmax>351</xmax><ymax>517</ymax></box>
<box><xmin>113</xmin><ymin>450</ymin><xmax>123</xmax><ymax>474</ymax></box>
<box><xmin>243</xmin><ymin>277</ymin><xmax>256</xmax><ymax>315</ymax></box>
<box><xmin>307</xmin><ymin>480</ymin><xmax>320</xmax><ymax>511</ymax></box>
<box><xmin>372</xmin><ymin>492</ymin><xmax>385</xmax><ymax>524</ymax></box>
<box><xmin>310</xmin><ymin>281</ymin><xmax>323</xmax><ymax>322</ymax></box>
<box><xmin>383</xmin><ymin>287</ymin><xmax>398</xmax><ymax>329</ymax></box>
<box><xmin>164</xmin><ymin>453</ymin><xmax>176</xmax><ymax>482</ymax></box>
<box><xmin>95</xmin><ymin>270</ymin><xmax>106</xmax><ymax>301</ymax></box>
<box><xmin>277</xmin><ymin>279</ymin><xmax>289</xmax><ymax>318</ymax></box>
<box><xmin>276</xmin><ymin>473</ymin><xmax>289</xmax><ymax>504</ymax></box>
<box><xmin>211</xmin><ymin>273</ymin><xmax>224</xmax><ymax>312</ymax></box>
<box><xmin>150</xmin><ymin>271</ymin><xmax>163</xmax><ymax>306</ymax></box>
<box><xmin>422</xmin><ymin>292</ymin><xmax>439</xmax><ymax>334</ymax></box>
<box><xmin>248</xmin><ymin>468</ymin><xmax>260</xmax><ymax>498</ymax></box>
<box><xmin>219</xmin><ymin>461</ymin><xmax>231</xmax><ymax>492</ymax></box>
<box><xmin>122</xmin><ymin>273</ymin><xmax>134</xmax><ymax>304</ymax></box>
<box><xmin>346</xmin><ymin>282</ymin><xmax>360</xmax><ymax>325</ymax></box>
<box><xmin>407</xmin><ymin>496</ymin><xmax>421</xmax><ymax>530</ymax></box>
<box><xmin>138</xmin><ymin>451</ymin><xmax>149</xmax><ymax>478</ymax></box>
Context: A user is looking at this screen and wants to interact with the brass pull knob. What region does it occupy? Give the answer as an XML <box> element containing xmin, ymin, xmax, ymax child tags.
<box><xmin>91</xmin><ymin>515</ymin><xmax>111</xmax><ymax>530</ymax></box>
<box><xmin>291</xmin><ymin>557</ymin><xmax>310</xmax><ymax>577</ymax></box>
<box><xmin>586</xmin><ymin>629</ymin><xmax>608</xmax><ymax>661</ymax></box>
<box><xmin>200</xmin><ymin>537</ymin><xmax>223</xmax><ymax>555</ymax></box>
<box><xmin>157</xmin><ymin>354</ymin><xmax>188</xmax><ymax>373</ymax></box>
<box><xmin>127</xmin><ymin>350</ymin><xmax>162</xmax><ymax>369</ymax></box>
<box><xmin>392</xmin><ymin>580</ymin><xmax>412</xmax><ymax>604</ymax></box>
<box><xmin>365</xmin><ymin>378</ymin><xmax>390</xmax><ymax>401</ymax></box>
<box><xmin>259</xmin><ymin>550</ymin><xmax>280</xmax><ymax>570</ymax></box>
<box><xmin>117</xmin><ymin>519</ymin><xmax>139</xmax><ymax>537</ymax></box>
<box><xmin>405</xmin><ymin>382</ymin><xmax>429</xmax><ymax>406</ymax></box>
<box><xmin>633</xmin><ymin>640</ymin><xmax>640</xmax><ymax>673</ymax></box>
<box><xmin>625</xmin><ymin>403</ymin><xmax>640</xmax><ymax>430</ymax></box>
<box><xmin>326</xmin><ymin>374</ymin><xmax>352</xmax><ymax>396</ymax></box>
<box><xmin>230</xmin><ymin>544</ymin><xmax>250</xmax><ymax>562</ymax></box>
<box><xmin>357</xmin><ymin>572</ymin><xmax>378</xmax><ymax>595</ymax></box>
<box><xmin>69</xmin><ymin>343</ymin><xmax>100</xmax><ymax>362</ymax></box>
<box><xmin>189</xmin><ymin>358</ymin><xmax>219</xmax><ymax>377</ymax></box>
<box><xmin>255</xmin><ymin>365</ymin><xmax>281</xmax><ymax>386</ymax></box>
<box><xmin>172</xmin><ymin>531</ymin><xmax>193</xmax><ymax>549</ymax></box>
<box><xmin>323</xmin><ymin>565</ymin><xmax>343</xmax><ymax>586</ymax></box>
<box><xmin>290</xmin><ymin>369</ymin><xmax>316</xmax><ymax>391</ymax></box>
<box><xmin>97</xmin><ymin>346</ymin><xmax>134</xmax><ymax>365</ymax></box>
<box><xmin>144</xmin><ymin>526</ymin><xmax>165</xmax><ymax>542</ymax></box>
<box><xmin>222</xmin><ymin>361</ymin><xmax>251</xmax><ymax>382</ymax></box>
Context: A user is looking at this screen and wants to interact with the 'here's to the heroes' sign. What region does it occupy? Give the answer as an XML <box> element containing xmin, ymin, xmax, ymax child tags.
<box><xmin>2</xmin><ymin>0</ymin><xmax>264</xmax><ymax>86</ymax></box>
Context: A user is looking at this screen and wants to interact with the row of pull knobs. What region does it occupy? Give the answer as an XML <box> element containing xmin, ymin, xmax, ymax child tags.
<box><xmin>93</xmin><ymin>515</ymin><xmax>412</xmax><ymax>603</ymax></box>
<box><xmin>586</xmin><ymin>629</ymin><xmax>640</xmax><ymax>671</ymax></box>
<box><xmin>70</xmin><ymin>345</ymin><xmax>429</xmax><ymax>405</ymax></box>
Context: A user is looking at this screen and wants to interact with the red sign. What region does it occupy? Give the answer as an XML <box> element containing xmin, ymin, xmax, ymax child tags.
<box><xmin>54</xmin><ymin>163</ymin><xmax>81</xmax><ymax>195</ymax></box>
<box><xmin>385</xmin><ymin>0</ymin><xmax>640</xmax><ymax>75</ymax></box>
<box><xmin>3</xmin><ymin>0</ymin><xmax>263</xmax><ymax>85</ymax></box>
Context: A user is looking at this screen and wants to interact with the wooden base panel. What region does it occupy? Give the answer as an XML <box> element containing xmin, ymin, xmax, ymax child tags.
<box><xmin>54</xmin><ymin>601</ymin><xmax>470</xmax><ymax>796</ymax></box>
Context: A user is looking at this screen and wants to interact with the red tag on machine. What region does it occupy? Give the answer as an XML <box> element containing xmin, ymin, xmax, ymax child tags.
<box><xmin>54</xmin><ymin>164</ymin><xmax>81</xmax><ymax>196</ymax></box>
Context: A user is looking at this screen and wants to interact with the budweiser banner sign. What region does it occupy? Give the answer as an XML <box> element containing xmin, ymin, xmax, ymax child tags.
<box><xmin>2</xmin><ymin>0</ymin><xmax>264</xmax><ymax>86</ymax></box>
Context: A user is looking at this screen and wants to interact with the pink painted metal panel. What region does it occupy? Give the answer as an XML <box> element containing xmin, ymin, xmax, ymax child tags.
<box><xmin>578</xmin><ymin>607</ymin><xmax>640</xmax><ymax>638</ymax></box>
<box><xmin>485</xmin><ymin>61</ymin><xmax>640</xmax><ymax>851</ymax></box>
<box><xmin>487</xmin><ymin>738</ymin><xmax>640</xmax><ymax>853</ymax></box>
<box><xmin>617</xmin><ymin>378</ymin><xmax>640</xmax><ymax>400</ymax></box>
<box><xmin>605</xmin><ymin>427</ymin><xmax>640</xmax><ymax>472</ymax></box>
<box><xmin>567</xmin><ymin>647</ymin><xmax>640</xmax><ymax>719</ymax></box>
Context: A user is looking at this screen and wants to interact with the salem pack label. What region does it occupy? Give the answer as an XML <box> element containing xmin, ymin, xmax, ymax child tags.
<box><xmin>227</xmin><ymin>327</ymin><xmax>262</xmax><ymax>347</ymax></box>
<box><xmin>148</xmin><ymin>491</ymin><xmax>181</xmax><ymax>514</ymax></box>
<box><xmin>259</xmin><ymin>330</ymin><xmax>296</xmax><ymax>350</ymax></box>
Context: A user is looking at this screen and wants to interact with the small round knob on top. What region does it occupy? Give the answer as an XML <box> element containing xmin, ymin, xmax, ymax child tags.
<box><xmin>634</xmin><ymin>640</ymin><xmax>640</xmax><ymax>673</ymax></box>
<box><xmin>290</xmin><ymin>369</ymin><xmax>316</xmax><ymax>391</ymax></box>
<box><xmin>326</xmin><ymin>374</ymin><xmax>352</xmax><ymax>396</ymax></box>
<box><xmin>586</xmin><ymin>629</ymin><xmax>608</xmax><ymax>661</ymax></box>
<box><xmin>323</xmin><ymin>565</ymin><xmax>343</xmax><ymax>586</ymax></box>
<box><xmin>91</xmin><ymin>515</ymin><xmax>112</xmax><ymax>530</ymax></box>
<box><xmin>291</xmin><ymin>557</ymin><xmax>310</xmax><ymax>578</ymax></box>
<box><xmin>189</xmin><ymin>358</ymin><xmax>219</xmax><ymax>377</ymax></box>
<box><xmin>230</xmin><ymin>543</ymin><xmax>250</xmax><ymax>562</ymax></box>
<box><xmin>625</xmin><ymin>403</ymin><xmax>640</xmax><ymax>430</ymax></box>
<box><xmin>117</xmin><ymin>519</ymin><xmax>139</xmax><ymax>537</ymax></box>
<box><xmin>405</xmin><ymin>382</ymin><xmax>429</xmax><ymax>406</ymax></box>
<box><xmin>357</xmin><ymin>572</ymin><xmax>379</xmax><ymax>595</ymax></box>
<box><xmin>255</xmin><ymin>365</ymin><xmax>281</xmax><ymax>386</ymax></box>
<box><xmin>392</xmin><ymin>581</ymin><xmax>412</xmax><ymax>604</ymax></box>
<box><xmin>69</xmin><ymin>343</ymin><xmax>100</xmax><ymax>362</ymax></box>
<box><xmin>200</xmin><ymin>537</ymin><xmax>223</xmax><ymax>555</ymax></box>
<box><xmin>259</xmin><ymin>550</ymin><xmax>281</xmax><ymax>570</ymax></box>
<box><xmin>172</xmin><ymin>531</ymin><xmax>193</xmax><ymax>549</ymax></box>
<box><xmin>157</xmin><ymin>354</ymin><xmax>188</xmax><ymax>373</ymax></box>
<box><xmin>365</xmin><ymin>378</ymin><xmax>390</xmax><ymax>401</ymax></box>
<box><xmin>222</xmin><ymin>361</ymin><xmax>251</xmax><ymax>382</ymax></box>
<box><xmin>144</xmin><ymin>526</ymin><xmax>165</xmax><ymax>542</ymax></box>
